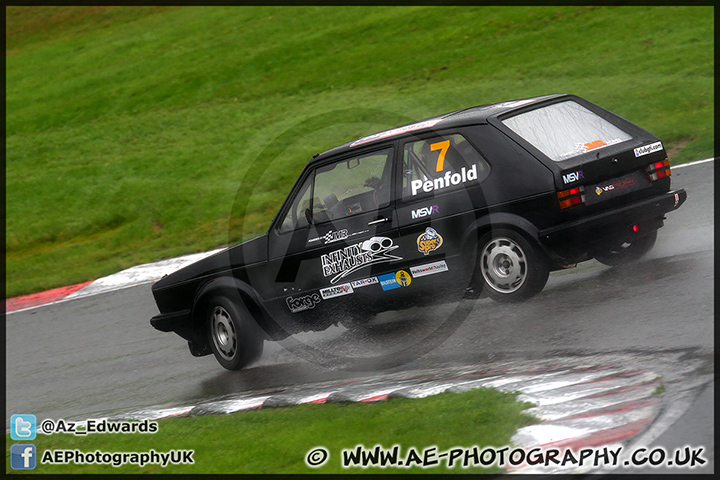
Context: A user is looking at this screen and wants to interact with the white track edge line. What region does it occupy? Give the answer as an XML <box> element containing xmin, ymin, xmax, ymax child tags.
<box><xmin>672</xmin><ymin>157</ymin><xmax>714</xmax><ymax>169</ymax></box>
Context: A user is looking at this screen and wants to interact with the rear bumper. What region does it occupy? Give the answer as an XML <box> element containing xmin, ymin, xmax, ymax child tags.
<box><xmin>539</xmin><ymin>188</ymin><xmax>686</xmax><ymax>255</ymax></box>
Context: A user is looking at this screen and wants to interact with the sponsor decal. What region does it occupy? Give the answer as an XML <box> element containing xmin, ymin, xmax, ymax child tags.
<box><xmin>584</xmin><ymin>139</ymin><xmax>607</xmax><ymax>151</ymax></box>
<box><xmin>595</xmin><ymin>177</ymin><xmax>637</xmax><ymax>196</ymax></box>
<box><xmin>410</xmin><ymin>164</ymin><xmax>478</xmax><ymax>196</ymax></box>
<box><xmin>416</xmin><ymin>227</ymin><xmax>444</xmax><ymax>255</ymax></box>
<box><xmin>308</xmin><ymin>228</ymin><xmax>369</xmax><ymax>245</ymax></box>
<box><xmin>378</xmin><ymin>273</ymin><xmax>399</xmax><ymax>291</ymax></box>
<box><xmin>320</xmin><ymin>283</ymin><xmax>354</xmax><ymax>300</ymax></box>
<box><xmin>410</xmin><ymin>260</ymin><xmax>449</xmax><ymax>278</ymax></box>
<box><xmin>613</xmin><ymin>178</ymin><xmax>637</xmax><ymax>189</ymax></box>
<box><xmin>350</xmin><ymin>118</ymin><xmax>444</xmax><ymax>147</ymax></box>
<box><xmin>378</xmin><ymin>270</ymin><xmax>412</xmax><ymax>291</ymax></box>
<box><xmin>286</xmin><ymin>293</ymin><xmax>322</xmax><ymax>313</ymax></box>
<box><xmin>634</xmin><ymin>141</ymin><xmax>663</xmax><ymax>158</ymax></box>
<box><xmin>562</xmin><ymin>170</ymin><xmax>584</xmax><ymax>184</ymax></box>
<box><xmin>321</xmin><ymin>236</ymin><xmax>402</xmax><ymax>284</ymax></box>
<box><xmin>395</xmin><ymin>270</ymin><xmax>412</xmax><ymax>287</ymax></box>
<box><xmin>411</xmin><ymin>205</ymin><xmax>439</xmax><ymax>219</ymax></box>
<box><xmin>350</xmin><ymin>277</ymin><xmax>379</xmax><ymax>288</ymax></box>
<box><xmin>558</xmin><ymin>138</ymin><xmax>623</xmax><ymax>160</ymax></box>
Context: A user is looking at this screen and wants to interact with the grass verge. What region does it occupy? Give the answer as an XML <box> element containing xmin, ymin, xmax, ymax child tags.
<box><xmin>5</xmin><ymin>388</ymin><xmax>537</xmax><ymax>474</ymax></box>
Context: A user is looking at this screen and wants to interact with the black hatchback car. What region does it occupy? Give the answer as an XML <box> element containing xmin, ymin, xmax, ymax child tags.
<box><xmin>151</xmin><ymin>94</ymin><xmax>686</xmax><ymax>370</ymax></box>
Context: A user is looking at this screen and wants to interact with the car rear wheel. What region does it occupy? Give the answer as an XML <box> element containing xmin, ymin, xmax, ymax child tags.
<box><xmin>478</xmin><ymin>229</ymin><xmax>549</xmax><ymax>302</ymax></box>
<box><xmin>207</xmin><ymin>296</ymin><xmax>263</xmax><ymax>370</ymax></box>
<box><xmin>592</xmin><ymin>230</ymin><xmax>657</xmax><ymax>267</ymax></box>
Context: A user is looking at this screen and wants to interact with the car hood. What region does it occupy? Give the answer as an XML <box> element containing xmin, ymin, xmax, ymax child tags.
<box><xmin>152</xmin><ymin>234</ymin><xmax>268</xmax><ymax>291</ymax></box>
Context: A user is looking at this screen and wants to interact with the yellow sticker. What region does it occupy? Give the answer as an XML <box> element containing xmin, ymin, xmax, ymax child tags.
<box><xmin>417</xmin><ymin>227</ymin><xmax>444</xmax><ymax>255</ymax></box>
<box><xmin>395</xmin><ymin>270</ymin><xmax>412</xmax><ymax>287</ymax></box>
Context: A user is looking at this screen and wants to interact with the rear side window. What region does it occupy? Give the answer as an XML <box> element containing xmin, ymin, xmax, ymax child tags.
<box><xmin>502</xmin><ymin>101</ymin><xmax>633</xmax><ymax>162</ymax></box>
<box><xmin>402</xmin><ymin>133</ymin><xmax>490</xmax><ymax>199</ymax></box>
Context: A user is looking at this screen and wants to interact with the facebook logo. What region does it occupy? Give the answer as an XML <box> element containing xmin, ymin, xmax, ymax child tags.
<box><xmin>11</xmin><ymin>444</ymin><xmax>37</xmax><ymax>470</ymax></box>
<box><xmin>11</xmin><ymin>414</ymin><xmax>36</xmax><ymax>440</ymax></box>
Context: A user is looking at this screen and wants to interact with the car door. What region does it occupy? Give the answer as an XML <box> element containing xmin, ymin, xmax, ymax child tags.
<box><xmin>266</xmin><ymin>145</ymin><xmax>407</xmax><ymax>324</ymax></box>
<box><xmin>393</xmin><ymin>130</ymin><xmax>493</xmax><ymax>298</ymax></box>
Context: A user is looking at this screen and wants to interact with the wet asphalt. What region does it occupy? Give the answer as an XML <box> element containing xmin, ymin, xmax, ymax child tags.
<box><xmin>6</xmin><ymin>161</ymin><xmax>713</xmax><ymax>466</ymax></box>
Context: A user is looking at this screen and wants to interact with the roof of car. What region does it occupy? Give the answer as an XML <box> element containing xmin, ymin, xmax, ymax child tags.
<box><xmin>313</xmin><ymin>93</ymin><xmax>567</xmax><ymax>162</ymax></box>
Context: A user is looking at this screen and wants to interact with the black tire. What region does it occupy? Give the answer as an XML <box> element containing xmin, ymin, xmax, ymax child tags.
<box><xmin>592</xmin><ymin>230</ymin><xmax>657</xmax><ymax>267</ymax></box>
<box><xmin>477</xmin><ymin>229</ymin><xmax>549</xmax><ymax>302</ymax></box>
<box><xmin>206</xmin><ymin>295</ymin><xmax>264</xmax><ymax>370</ymax></box>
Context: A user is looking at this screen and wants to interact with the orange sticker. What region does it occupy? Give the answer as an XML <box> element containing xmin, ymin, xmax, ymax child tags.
<box><xmin>584</xmin><ymin>140</ymin><xmax>607</xmax><ymax>151</ymax></box>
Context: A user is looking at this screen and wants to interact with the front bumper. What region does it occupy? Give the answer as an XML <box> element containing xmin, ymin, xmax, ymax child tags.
<box><xmin>150</xmin><ymin>310</ymin><xmax>192</xmax><ymax>339</ymax></box>
<box><xmin>539</xmin><ymin>188</ymin><xmax>686</xmax><ymax>257</ymax></box>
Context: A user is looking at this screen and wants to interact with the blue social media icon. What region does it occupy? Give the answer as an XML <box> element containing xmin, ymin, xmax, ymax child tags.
<box><xmin>11</xmin><ymin>444</ymin><xmax>37</xmax><ymax>470</ymax></box>
<box><xmin>11</xmin><ymin>414</ymin><xmax>36</xmax><ymax>440</ymax></box>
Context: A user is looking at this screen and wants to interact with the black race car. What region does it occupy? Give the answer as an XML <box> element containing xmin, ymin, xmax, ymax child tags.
<box><xmin>150</xmin><ymin>94</ymin><xmax>686</xmax><ymax>370</ymax></box>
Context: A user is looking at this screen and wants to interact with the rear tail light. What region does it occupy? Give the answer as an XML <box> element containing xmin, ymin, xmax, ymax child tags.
<box><xmin>557</xmin><ymin>186</ymin><xmax>586</xmax><ymax>209</ymax></box>
<box><xmin>645</xmin><ymin>158</ymin><xmax>671</xmax><ymax>181</ymax></box>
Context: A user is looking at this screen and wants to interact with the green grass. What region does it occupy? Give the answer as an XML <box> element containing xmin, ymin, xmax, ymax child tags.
<box><xmin>5</xmin><ymin>388</ymin><xmax>537</xmax><ymax>474</ymax></box>
<box><xmin>5</xmin><ymin>6</ymin><xmax>714</xmax><ymax>297</ymax></box>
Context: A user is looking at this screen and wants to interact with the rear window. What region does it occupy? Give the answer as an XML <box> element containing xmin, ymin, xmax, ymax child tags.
<box><xmin>502</xmin><ymin>101</ymin><xmax>633</xmax><ymax>162</ymax></box>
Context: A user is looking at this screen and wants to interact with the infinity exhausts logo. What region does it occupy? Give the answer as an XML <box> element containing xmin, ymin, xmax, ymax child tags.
<box><xmin>321</xmin><ymin>237</ymin><xmax>402</xmax><ymax>284</ymax></box>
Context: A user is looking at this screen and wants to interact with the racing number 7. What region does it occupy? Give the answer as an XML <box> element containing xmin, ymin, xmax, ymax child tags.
<box><xmin>431</xmin><ymin>140</ymin><xmax>450</xmax><ymax>172</ymax></box>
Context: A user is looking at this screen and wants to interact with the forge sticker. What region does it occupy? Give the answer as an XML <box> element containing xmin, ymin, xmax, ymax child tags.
<box><xmin>417</xmin><ymin>227</ymin><xmax>443</xmax><ymax>255</ymax></box>
<box><xmin>350</xmin><ymin>276</ymin><xmax>379</xmax><ymax>288</ymax></box>
<box><xmin>286</xmin><ymin>293</ymin><xmax>322</xmax><ymax>313</ymax></box>
<box><xmin>320</xmin><ymin>283</ymin><xmax>354</xmax><ymax>300</ymax></box>
<box><xmin>410</xmin><ymin>260</ymin><xmax>448</xmax><ymax>278</ymax></box>
<box><xmin>321</xmin><ymin>236</ymin><xmax>402</xmax><ymax>284</ymax></box>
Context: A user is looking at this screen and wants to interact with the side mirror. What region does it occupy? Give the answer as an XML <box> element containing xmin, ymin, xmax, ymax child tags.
<box><xmin>304</xmin><ymin>208</ymin><xmax>313</xmax><ymax>226</ymax></box>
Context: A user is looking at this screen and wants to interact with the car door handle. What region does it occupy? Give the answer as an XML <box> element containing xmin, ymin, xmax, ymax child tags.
<box><xmin>368</xmin><ymin>217</ymin><xmax>389</xmax><ymax>226</ymax></box>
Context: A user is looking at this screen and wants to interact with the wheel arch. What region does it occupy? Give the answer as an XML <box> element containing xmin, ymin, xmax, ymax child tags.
<box><xmin>461</xmin><ymin>212</ymin><xmax>541</xmax><ymax>256</ymax></box>
<box><xmin>460</xmin><ymin>212</ymin><xmax>545</xmax><ymax>289</ymax></box>
<box><xmin>189</xmin><ymin>276</ymin><xmax>273</xmax><ymax>351</ymax></box>
<box><xmin>461</xmin><ymin>212</ymin><xmax>567</xmax><ymax>271</ymax></box>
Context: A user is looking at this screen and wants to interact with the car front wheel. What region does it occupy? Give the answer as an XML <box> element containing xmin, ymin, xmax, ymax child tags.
<box><xmin>207</xmin><ymin>296</ymin><xmax>264</xmax><ymax>370</ymax></box>
<box><xmin>477</xmin><ymin>229</ymin><xmax>549</xmax><ymax>302</ymax></box>
<box><xmin>592</xmin><ymin>230</ymin><xmax>657</xmax><ymax>267</ymax></box>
